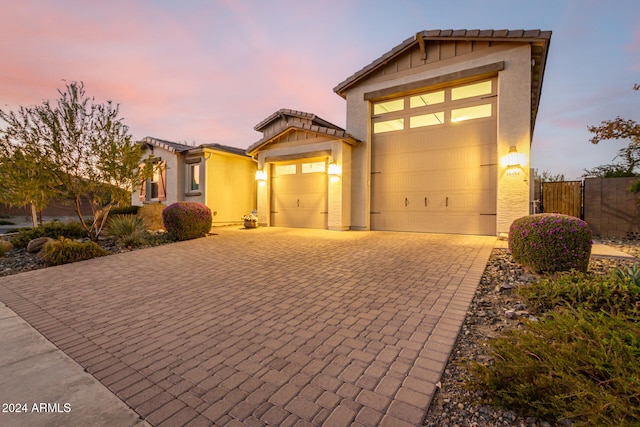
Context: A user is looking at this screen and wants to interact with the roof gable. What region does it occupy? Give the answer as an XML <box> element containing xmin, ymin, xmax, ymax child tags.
<box><xmin>247</xmin><ymin>117</ymin><xmax>360</xmax><ymax>156</ymax></box>
<box><xmin>140</xmin><ymin>137</ymin><xmax>248</xmax><ymax>158</ymax></box>
<box><xmin>254</xmin><ymin>109</ymin><xmax>343</xmax><ymax>133</ymax></box>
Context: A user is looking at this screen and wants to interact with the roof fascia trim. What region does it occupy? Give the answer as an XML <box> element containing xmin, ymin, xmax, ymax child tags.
<box><xmin>363</xmin><ymin>61</ymin><xmax>504</xmax><ymax>101</ymax></box>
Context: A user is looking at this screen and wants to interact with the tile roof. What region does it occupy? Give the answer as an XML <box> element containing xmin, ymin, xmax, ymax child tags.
<box><xmin>253</xmin><ymin>108</ymin><xmax>344</xmax><ymax>132</ymax></box>
<box><xmin>140</xmin><ymin>137</ymin><xmax>248</xmax><ymax>157</ymax></box>
<box><xmin>246</xmin><ymin>121</ymin><xmax>361</xmax><ymax>155</ymax></box>
<box><xmin>334</xmin><ymin>29</ymin><xmax>551</xmax><ymax>96</ymax></box>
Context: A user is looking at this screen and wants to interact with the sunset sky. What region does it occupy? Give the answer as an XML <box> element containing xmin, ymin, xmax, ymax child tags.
<box><xmin>1</xmin><ymin>0</ymin><xmax>638</xmax><ymax>179</ymax></box>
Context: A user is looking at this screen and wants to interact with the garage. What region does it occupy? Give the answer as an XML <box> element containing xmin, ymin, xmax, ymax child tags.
<box><xmin>370</xmin><ymin>78</ymin><xmax>497</xmax><ymax>235</ymax></box>
<box><xmin>270</xmin><ymin>159</ymin><xmax>328</xmax><ymax>229</ymax></box>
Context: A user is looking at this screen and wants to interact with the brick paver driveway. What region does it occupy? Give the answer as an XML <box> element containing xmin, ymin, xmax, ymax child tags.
<box><xmin>0</xmin><ymin>227</ymin><xmax>494</xmax><ymax>426</ymax></box>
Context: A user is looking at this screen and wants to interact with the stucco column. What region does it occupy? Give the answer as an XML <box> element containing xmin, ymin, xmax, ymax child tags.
<box><xmin>256</xmin><ymin>175</ymin><xmax>269</xmax><ymax>226</ymax></box>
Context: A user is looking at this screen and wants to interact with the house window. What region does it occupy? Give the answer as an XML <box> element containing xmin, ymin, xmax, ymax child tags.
<box><xmin>188</xmin><ymin>163</ymin><xmax>200</xmax><ymax>192</ymax></box>
<box><xmin>139</xmin><ymin>160</ymin><xmax>166</xmax><ymax>202</ymax></box>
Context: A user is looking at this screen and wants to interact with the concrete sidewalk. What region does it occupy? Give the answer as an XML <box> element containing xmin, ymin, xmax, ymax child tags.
<box><xmin>0</xmin><ymin>302</ymin><xmax>150</xmax><ymax>427</ymax></box>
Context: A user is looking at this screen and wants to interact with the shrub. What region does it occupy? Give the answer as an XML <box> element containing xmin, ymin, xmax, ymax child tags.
<box><xmin>105</xmin><ymin>215</ymin><xmax>148</xmax><ymax>248</ymax></box>
<box><xmin>0</xmin><ymin>219</ymin><xmax>15</xmax><ymax>225</ymax></box>
<box><xmin>138</xmin><ymin>203</ymin><xmax>165</xmax><ymax>231</ymax></box>
<box><xmin>41</xmin><ymin>237</ymin><xmax>108</xmax><ymax>266</ymax></box>
<box><xmin>0</xmin><ymin>240</ymin><xmax>13</xmax><ymax>256</ymax></box>
<box><xmin>162</xmin><ymin>202</ymin><xmax>212</xmax><ymax>241</ymax></box>
<box><xmin>508</xmin><ymin>214</ymin><xmax>592</xmax><ymax>273</ymax></box>
<box><xmin>518</xmin><ymin>271</ymin><xmax>640</xmax><ymax>319</ymax></box>
<box><xmin>470</xmin><ymin>309</ymin><xmax>640</xmax><ymax>425</ymax></box>
<box><xmin>10</xmin><ymin>221</ymin><xmax>86</xmax><ymax>248</ymax></box>
<box><xmin>109</xmin><ymin>205</ymin><xmax>140</xmax><ymax>215</ymax></box>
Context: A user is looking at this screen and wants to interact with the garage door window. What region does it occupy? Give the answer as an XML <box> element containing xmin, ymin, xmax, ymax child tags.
<box><xmin>374</xmin><ymin>118</ymin><xmax>404</xmax><ymax>134</ymax></box>
<box><xmin>373</xmin><ymin>99</ymin><xmax>404</xmax><ymax>115</ymax></box>
<box><xmin>410</xmin><ymin>112</ymin><xmax>444</xmax><ymax>128</ymax></box>
<box><xmin>275</xmin><ymin>164</ymin><xmax>297</xmax><ymax>175</ymax></box>
<box><xmin>410</xmin><ymin>90</ymin><xmax>444</xmax><ymax>108</ymax></box>
<box><xmin>451</xmin><ymin>81</ymin><xmax>492</xmax><ymax>101</ymax></box>
<box><xmin>302</xmin><ymin>161</ymin><xmax>326</xmax><ymax>173</ymax></box>
<box><xmin>451</xmin><ymin>104</ymin><xmax>492</xmax><ymax>122</ymax></box>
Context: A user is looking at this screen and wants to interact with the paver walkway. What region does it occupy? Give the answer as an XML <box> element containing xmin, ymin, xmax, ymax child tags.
<box><xmin>0</xmin><ymin>228</ymin><xmax>494</xmax><ymax>426</ymax></box>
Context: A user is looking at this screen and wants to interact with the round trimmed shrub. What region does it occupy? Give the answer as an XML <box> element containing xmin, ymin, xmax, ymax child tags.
<box><xmin>508</xmin><ymin>213</ymin><xmax>592</xmax><ymax>273</ymax></box>
<box><xmin>162</xmin><ymin>202</ymin><xmax>212</xmax><ymax>241</ymax></box>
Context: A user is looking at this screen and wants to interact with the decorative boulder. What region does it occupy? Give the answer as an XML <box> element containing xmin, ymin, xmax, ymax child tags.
<box><xmin>27</xmin><ymin>236</ymin><xmax>56</xmax><ymax>253</ymax></box>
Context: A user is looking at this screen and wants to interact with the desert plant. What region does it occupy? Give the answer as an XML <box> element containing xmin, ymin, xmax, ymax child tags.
<box><xmin>41</xmin><ymin>237</ymin><xmax>108</xmax><ymax>266</ymax></box>
<box><xmin>508</xmin><ymin>214</ymin><xmax>592</xmax><ymax>273</ymax></box>
<box><xmin>517</xmin><ymin>270</ymin><xmax>640</xmax><ymax>320</ymax></box>
<box><xmin>138</xmin><ymin>203</ymin><xmax>165</xmax><ymax>231</ymax></box>
<box><xmin>470</xmin><ymin>309</ymin><xmax>640</xmax><ymax>425</ymax></box>
<box><xmin>613</xmin><ymin>262</ymin><xmax>640</xmax><ymax>288</ymax></box>
<box><xmin>10</xmin><ymin>221</ymin><xmax>87</xmax><ymax>248</ymax></box>
<box><xmin>162</xmin><ymin>201</ymin><xmax>212</xmax><ymax>241</ymax></box>
<box><xmin>0</xmin><ymin>240</ymin><xmax>13</xmax><ymax>256</ymax></box>
<box><xmin>105</xmin><ymin>215</ymin><xmax>148</xmax><ymax>248</ymax></box>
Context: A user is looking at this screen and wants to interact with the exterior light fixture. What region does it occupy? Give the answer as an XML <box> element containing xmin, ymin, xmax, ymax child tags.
<box><xmin>328</xmin><ymin>162</ymin><xmax>341</xmax><ymax>176</ymax></box>
<box><xmin>504</xmin><ymin>146</ymin><xmax>523</xmax><ymax>175</ymax></box>
<box><xmin>255</xmin><ymin>170</ymin><xmax>267</xmax><ymax>181</ymax></box>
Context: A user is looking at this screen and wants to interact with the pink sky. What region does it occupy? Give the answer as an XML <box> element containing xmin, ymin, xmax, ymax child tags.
<box><xmin>1</xmin><ymin>0</ymin><xmax>639</xmax><ymax>179</ymax></box>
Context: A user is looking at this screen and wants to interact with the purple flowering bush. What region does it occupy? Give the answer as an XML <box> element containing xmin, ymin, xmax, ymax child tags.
<box><xmin>508</xmin><ymin>213</ymin><xmax>593</xmax><ymax>273</ymax></box>
<box><xmin>162</xmin><ymin>202</ymin><xmax>212</xmax><ymax>241</ymax></box>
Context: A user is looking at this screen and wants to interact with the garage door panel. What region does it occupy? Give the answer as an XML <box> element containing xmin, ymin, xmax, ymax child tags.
<box><xmin>271</xmin><ymin>162</ymin><xmax>327</xmax><ymax>229</ymax></box>
<box><xmin>371</xmin><ymin>83</ymin><xmax>497</xmax><ymax>235</ymax></box>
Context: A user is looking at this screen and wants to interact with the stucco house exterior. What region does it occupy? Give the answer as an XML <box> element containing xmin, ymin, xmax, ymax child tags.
<box><xmin>133</xmin><ymin>137</ymin><xmax>256</xmax><ymax>226</ymax></box>
<box><xmin>249</xmin><ymin>29</ymin><xmax>551</xmax><ymax>236</ymax></box>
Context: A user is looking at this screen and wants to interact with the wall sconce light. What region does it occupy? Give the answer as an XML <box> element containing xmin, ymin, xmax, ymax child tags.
<box><xmin>504</xmin><ymin>146</ymin><xmax>524</xmax><ymax>175</ymax></box>
<box><xmin>328</xmin><ymin>162</ymin><xmax>341</xmax><ymax>177</ymax></box>
<box><xmin>255</xmin><ymin>170</ymin><xmax>267</xmax><ymax>181</ymax></box>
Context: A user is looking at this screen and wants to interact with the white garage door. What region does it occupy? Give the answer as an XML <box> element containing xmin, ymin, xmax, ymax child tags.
<box><xmin>371</xmin><ymin>78</ymin><xmax>497</xmax><ymax>235</ymax></box>
<box><xmin>270</xmin><ymin>160</ymin><xmax>328</xmax><ymax>229</ymax></box>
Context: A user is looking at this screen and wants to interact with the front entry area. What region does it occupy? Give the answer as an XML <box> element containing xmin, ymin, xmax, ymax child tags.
<box><xmin>270</xmin><ymin>160</ymin><xmax>328</xmax><ymax>229</ymax></box>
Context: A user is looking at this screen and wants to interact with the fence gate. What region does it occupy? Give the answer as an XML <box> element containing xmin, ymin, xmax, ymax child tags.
<box><xmin>540</xmin><ymin>181</ymin><xmax>584</xmax><ymax>219</ymax></box>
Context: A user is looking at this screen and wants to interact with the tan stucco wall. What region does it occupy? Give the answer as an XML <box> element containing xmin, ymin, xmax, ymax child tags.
<box><xmin>343</xmin><ymin>43</ymin><xmax>533</xmax><ymax>235</ymax></box>
<box><xmin>205</xmin><ymin>150</ymin><xmax>256</xmax><ymax>225</ymax></box>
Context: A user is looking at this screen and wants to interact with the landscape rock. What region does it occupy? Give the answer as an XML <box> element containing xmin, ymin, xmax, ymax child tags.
<box><xmin>26</xmin><ymin>237</ymin><xmax>55</xmax><ymax>253</ymax></box>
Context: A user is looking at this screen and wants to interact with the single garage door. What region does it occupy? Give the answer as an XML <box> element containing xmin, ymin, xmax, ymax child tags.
<box><xmin>371</xmin><ymin>78</ymin><xmax>497</xmax><ymax>235</ymax></box>
<box><xmin>270</xmin><ymin>160</ymin><xmax>328</xmax><ymax>229</ymax></box>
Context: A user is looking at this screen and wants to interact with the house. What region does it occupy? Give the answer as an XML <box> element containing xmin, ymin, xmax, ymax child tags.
<box><xmin>133</xmin><ymin>137</ymin><xmax>256</xmax><ymax>226</ymax></box>
<box><xmin>248</xmin><ymin>29</ymin><xmax>552</xmax><ymax>236</ymax></box>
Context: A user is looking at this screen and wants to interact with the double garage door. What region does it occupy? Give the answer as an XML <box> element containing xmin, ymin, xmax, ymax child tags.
<box><xmin>371</xmin><ymin>78</ymin><xmax>497</xmax><ymax>235</ymax></box>
<box><xmin>270</xmin><ymin>160</ymin><xmax>327</xmax><ymax>229</ymax></box>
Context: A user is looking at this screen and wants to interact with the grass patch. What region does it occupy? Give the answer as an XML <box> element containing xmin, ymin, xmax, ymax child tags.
<box><xmin>0</xmin><ymin>240</ymin><xmax>13</xmax><ymax>256</ymax></box>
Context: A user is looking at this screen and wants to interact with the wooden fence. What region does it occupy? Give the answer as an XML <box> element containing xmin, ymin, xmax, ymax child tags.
<box><xmin>540</xmin><ymin>181</ymin><xmax>584</xmax><ymax>219</ymax></box>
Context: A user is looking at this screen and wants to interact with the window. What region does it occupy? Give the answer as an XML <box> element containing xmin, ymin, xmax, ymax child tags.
<box><xmin>373</xmin><ymin>118</ymin><xmax>404</xmax><ymax>134</ymax></box>
<box><xmin>451</xmin><ymin>81</ymin><xmax>492</xmax><ymax>100</ymax></box>
<box><xmin>451</xmin><ymin>104</ymin><xmax>492</xmax><ymax>122</ymax></box>
<box><xmin>275</xmin><ymin>164</ymin><xmax>297</xmax><ymax>175</ymax></box>
<box><xmin>139</xmin><ymin>160</ymin><xmax>166</xmax><ymax>202</ymax></box>
<box><xmin>410</xmin><ymin>112</ymin><xmax>444</xmax><ymax>128</ymax></box>
<box><xmin>302</xmin><ymin>162</ymin><xmax>326</xmax><ymax>173</ymax></box>
<box><xmin>188</xmin><ymin>163</ymin><xmax>200</xmax><ymax>192</ymax></box>
<box><xmin>410</xmin><ymin>91</ymin><xmax>444</xmax><ymax>108</ymax></box>
<box><xmin>373</xmin><ymin>99</ymin><xmax>404</xmax><ymax>115</ymax></box>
